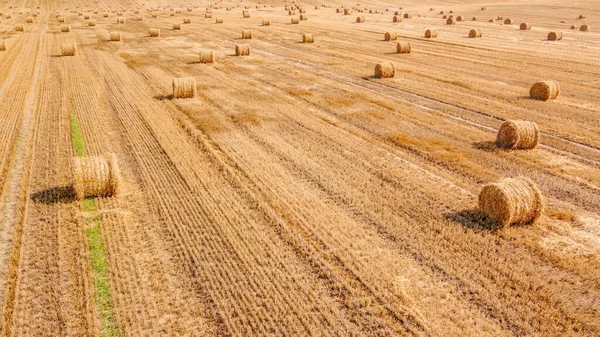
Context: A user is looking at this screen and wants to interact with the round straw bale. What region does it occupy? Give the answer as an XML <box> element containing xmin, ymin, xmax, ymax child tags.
<box><xmin>489</xmin><ymin>19</ymin><xmax>495</xmax><ymax>23</ymax></box>
<box><xmin>504</xmin><ymin>18</ymin><xmax>512</xmax><ymax>24</ymax></box>
<box><xmin>288</xmin><ymin>10</ymin><xmax>296</xmax><ymax>15</ymax></box>
<box><xmin>496</xmin><ymin>120</ymin><xmax>540</xmax><ymax>149</ymax></box>
<box><xmin>60</xmin><ymin>24</ymin><xmax>71</xmax><ymax>32</ymax></box>
<box><xmin>109</xmin><ymin>31</ymin><xmax>121</xmax><ymax>41</ymax></box>
<box><xmin>356</xmin><ymin>16</ymin><xmax>365</xmax><ymax>23</ymax></box>
<box><xmin>262</xmin><ymin>19</ymin><xmax>270</xmax><ymax>26</ymax></box>
<box><xmin>439</xmin><ymin>10</ymin><xmax>444</xmax><ymax>14</ymax></box>
<box><xmin>472</xmin><ymin>16</ymin><xmax>477</xmax><ymax>21</ymax></box>
<box><xmin>425</xmin><ymin>29</ymin><xmax>437</xmax><ymax>38</ymax></box>
<box><xmin>117</xmin><ymin>18</ymin><xmax>125</xmax><ymax>23</ymax></box>
<box><xmin>519</xmin><ymin>22</ymin><xmax>531</xmax><ymax>30</ymax></box>
<box><xmin>302</xmin><ymin>33</ymin><xmax>314</xmax><ymax>43</ymax></box>
<box><xmin>61</xmin><ymin>43</ymin><xmax>76</xmax><ymax>56</ymax></box>
<box><xmin>88</xmin><ymin>19</ymin><xmax>96</xmax><ymax>26</ymax></box>
<box><xmin>442</xmin><ymin>15</ymin><xmax>447</xmax><ymax>19</ymax></box>
<box><xmin>456</xmin><ymin>15</ymin><xmax>463</xmax><ymax>21</ymax></box>
<box><xmin>235</xmin><ymin>44</ymin><xmax>250</xmax><ymax>56</ymax></box>
<box><xmin>394</xmin><ymin>11</ymin><xmax>400</xmax><ymax>15</ymax></box>
<box><xmin>149</xmin><ymin>28</ymin><xmax>160</xmax><ymax>37</ymax></box>
<box><xmin>344</xmin><ymin>8</ymin><xmax>352</xmax><ymax>15</ymax></box>
<box><xmin>530</xmin><ymin>80</ymin><xmax>560</xmax><ymax>101</ymax></box>
<box><xmin>58</xmin><ymin>17</ymin><xmax>66</xmax><ymax>22</ymax></box>
<box><xmin>172</xmin><ymin>23</ymin><xmax>181</xmax><ymax>30</ymax></box>
<box><xmin>0</xmin><ymin>40</ymin><xmax>5</xmax><ymax>51</ymax></box>
<box><xmin>84</xmin><ymin>14</ymin><xmax>90</xmax><ymax>19</ymax></box>
<box><xmin>446</xmin><ymin>17</ymin><xmax>456</xmax><ymax>24</ymax></box>
<box><xmin>469</xmin><ymin>28</ymin><xmax>482</xmax><ymax>37</ymax></box>
<box><xmin>300</xmin><ymin>14</ymin><xmax>308</xmax><ymax>20</ymax></box>
<box><xmin>547</xmin><ymin>31</ymin><xmax>562</xmax><ymax>40</ymax></box>
<box><xmin>199</xmin><ymin>50</ymin><xmax>215</xmax><ymax>63</ymax></box>
<box><xmin>374</xmin><ymin>62</ymin><xmax>395</xmax><ymax>78</ymax></box>
<box><xmin>578</xmin><ymin>14</ymin><xmax>585</xmax><ymax>19</ymax></box>
<box><xmin>215</xmin><ymin>17</ymin><xmax>223</xmax><ymax>23</ymax></box>
<box><xmin>580</xmin><ymin>24</ymin><xmax>589</xmax><ymax>31</ymax></box>
<box><xmin>384</xmin><ymin>32</ymin><xmax>398</xmax><ymax>41</ymax></box>
<box><xmin>481</xmin><ymin>7</ymin><xmax>486</xmax><ymax>10</ymax></box>
<box><xmin>449</xmin><ymin>10</ymin><xmax>454</xmax><ymax>14</ymax></box>
<box><xmin>241</xmin><ymin>29</ymin><xmax>252</xmax><ymax>39</ymax></box>
<box><xmin>396</xmin><ymin>41</ymin><xmax>411</xmax><ymax>53</ymax></box>
<box><xmin>205</xmin><ymin>13</ymin><xmax>212</xmax><ymax>18</ymax></box>
<box><xmin>403</xmin><ymin>13</ymin><xmax>411</xmax><ymax>18</ymax></box>
<box><xmin>172</xmin><ymin>77</ymin><xmax>196</xmax><ymax>98</ymax></box>
<box><xmin>103</xmin><ymin>13</ymin><xmax>109</xmax><ymax>17</ymax></box>
<box><xmin>242</xmin><ymin>10</ymin><xmax>250</xmax><ymax>18</ymax></box>
<box><xmin>73</xmin><ymin>154</ymin><xmax>121</xmax><ymax>199</ymax></box>
<box><xmin>393</xmin><ymin>15</ymin><xmax>401</xmax><ymax>22</ymax></box>
<box><xmin>291</xmin><ymin>17</ymin><xmax>299</xmax><ymax>24</ymax></box>
<box><xmin>336</xmin><ymin>8</ymin><xmax>341</xmax><ymax>13</ymax></box>
<box><xmin>570</xmin><ymin>25</ymin><xmax>577</xmax><ymax>30</ymax></box>
<box><xmin>183</xmin><ymin>17</ymin><xmax>191</xmax><ymax>23</ymax></box>
<box><xmin>478</xmin><ymin>176</ymin><xmax>543</xmax><ymax>226</ymax></box>
<box><xmin>26</xmin><ymin>17</ymin><xmax>33</xmax><ymax>23</ymax></box>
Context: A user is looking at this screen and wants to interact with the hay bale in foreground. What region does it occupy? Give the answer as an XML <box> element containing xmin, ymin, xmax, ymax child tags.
<box><xmin>425</xmin><ymin>29</ymin><xmax>437</xmax><ymax>38</ymax></box>
<box><xmin>496</xmin><ymin>120</ymin><xmax>540</xmax><ymax>149</ymax></box>
<box><xmin>580</xmin><ymin>24</ymin><xmax>590</xmax><ymax>31</ymax></box>
<box><xmin>356</xmin><ymin>16</ymin><xmax>365</xmax><ymax>23</ymax></box>
<box><xmin>520</xmin><ymin>22</ymin><xmax>531</xmax><ymax>30</ymax></box>
<box><xmin>199</xmin><ymin>50</ymin><xmax>215</xmax><ymax>63</ymax></box>
<box><xmin>396</xmin><ymin>41</ymin><xmax>411</xmax><ymax>53</ymax></box>
<box><xmin>73</xmin><ymin>154</ymin><xmax>121</xmax><ymax>199</ymax></box>
<box><xmin>235</xmin><ymin>44</ymin><xmax>250</xmax><ymax>56</ymax></box>
<box><xmin>530</xmin><ymin>80</ymin><xmax>560</xmax><ymax>101</ymax></box>
<box><xmin>172</xmin><ymin>77</ymin><xmax>197</xmax><ymax>98</ymax></box>
<box><xmin>61</xmin><ymin>43</ymin><xmax>76</xmax><ymax>56</ymax></box>
<box><xmin>241</xmin><ymin>29</ymin><xmax>252</xmax><ymax>39</ymax></box>
<box><xmin>374</xmin><ymin>62</ymin><xmax>395</xmax><ymax>78</ymax></box>
<box><xmin>478</xmin><ymin>176</ymin><xmax>543</xmax><ymax>226</ymax></box>
<box><xmin>262</xmin><ymin>19</ymin><xmax>270</xmax><ymax>26</ymax></box>
<box><xmin>302</xmin><ymin>33</ymin><xmax>314</xmax><ymax>43</ymax></box>
<box><xmin>60</xmin><ymin>24</ymin><xmax>71</xmax><ymax>32</ymax></box>
<box><xmin>547</xmin><ymin>31</ymin><xmax>562</xmax><ymax>41</ymax></box>
<box><xmin>149</xmin><ymin>28</ymin><xmax>160</xmax><ymax>37</ymax></box>
<box><xmin>384</xmin><ymin>32</ymin><xmax>398</xmax><ymax>41</ymax></box>
<box><xmin>469</xmin><ymin>28</ymin><xmax>482</xmax><ymax>37</ymax></box>
<box><xmin>109</xmin><ymin>31</ymin><xmax>121</xmax><ymax>41</ymax></box>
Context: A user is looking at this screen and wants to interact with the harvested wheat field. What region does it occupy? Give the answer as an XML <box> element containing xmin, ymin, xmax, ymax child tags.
<box><xmin>0</xmin><ymin>0</ymin><xmax>599</xmax><ymax>335</ymax></box>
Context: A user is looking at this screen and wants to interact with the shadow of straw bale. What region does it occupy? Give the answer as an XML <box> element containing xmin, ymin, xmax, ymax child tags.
<box><xmin>472</xmin><ymin>141</ymin><xmax>500</xmax><ymax>152</ymax></box>
<box><xmin>444</xmin><ymin>209</ymin><xmax>503</xmax><ymax>232</ymax></box>
<box><xmin>31</xmin><ymin>185</ymin><xmax>77</xmax><ymax>204</ymax></box>
<box><xmin>153</xmin><ymin>94</ymin><xmax>174</xmax><ymax>101</ymax></box>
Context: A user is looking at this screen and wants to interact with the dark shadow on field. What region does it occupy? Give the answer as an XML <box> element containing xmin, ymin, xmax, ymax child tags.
<box><xmin>153</xmin><ymin>94</ymin><xmax>174</xmax><ymax>100</ymax></box>
<box><xmin>31</xmin><ymin>186</ymin><xmax>77</xmax><ymax>204</ymax></box>
<box><xmin>444</xmin><ymin>209</ymin><xmax>503</xmax><ymax>232</ymax></box>
<box><xmin>472</xmin><ymin>141</ymin><xmax>500</xmax><ymax>152</ymax></box>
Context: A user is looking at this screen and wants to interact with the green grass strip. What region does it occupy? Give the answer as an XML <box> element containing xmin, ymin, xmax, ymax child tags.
<box><xmin>70</xmin><ymin>109</ymin><xmax>120</xmax><ymax>337</ymax></box>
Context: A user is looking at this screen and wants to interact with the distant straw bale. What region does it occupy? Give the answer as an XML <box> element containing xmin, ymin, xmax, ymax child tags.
<box><xmin>199</xmin><ymin>50</ymin><xmax>215</xmax><ymax>63</ymax></box>
<box><xmin>580</xmin><ymin>24</ymin><xmax>589</xmax><ymax>31</ymax></box>
<box><xmin>520</xmin><ymin>22</ymin><xmax>531</xmax><ymax>30</ymax></box>
<box><xmin>425</xmin><ymin>29</ymin><xmax>437</xmax><ymax>38</ymax></box>
<box><xmin>547</xmin><ymin>31</ymin><xmax>562</xmax><ymax>40</ymax></box>
<box><xmin>61</xmin><ymin>43</ymin><xmax>76</xmax><ymax>56</ymax></box>
<box><xmin>530</xmin><ymin>80</ymin><xmax>560</xmax><ymax>101</ymax></box>
<box><xmin>356</xmin><ymin>16</ymin><xmax>365</xmax><ymax>23</ymax></box>
<box><xmin>384</xmin><ymin>32</ymin><xmax>397</xmax><ymax>41</ymax></box>
<box><xmin>172</xmin><ymin>77</ymin><xmax>197</xmax><ymax>98</ymax></box>
<box><xmin>109</xmin><ymin>31</ymin><xmax>121</xmax><ymax>41</ymax></box>
<box><xmin>496</xmin><ymin>120</ymin><xmax>540</xmax><ymax>149</ymax></box>
<box><xmin>235</xmin><ymin>44</ymin><xmax>250</xmax><ymax>56</ymax></box>
<box><xmin>374</xmin><ymin>62</ymin><xmax>395</xmax><ymax>78</ymax></box>
<box><xmin>469</xmin><ymin>28</ymin><xmax>482</xmax><ymax>37</ymax></box>
<box><xmin>302</xmin><ymin>33</ymin><xmax>314</xmax><ymax>43</ymax></box>
<box><xmin>396</xmin><ymin>41</ymin><xmax>411</xmax><ymax>53</ymax></box>
<box><xmin>241</xmin><ymin>29</ymin><xmax>252</xmax><ymax>39</ymax></box>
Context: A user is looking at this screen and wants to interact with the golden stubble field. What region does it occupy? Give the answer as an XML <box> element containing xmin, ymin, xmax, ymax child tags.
<box><xmin>0</xmin><ymin>0</ymin><xmax>599</xmax><ymax>335</ymax></box>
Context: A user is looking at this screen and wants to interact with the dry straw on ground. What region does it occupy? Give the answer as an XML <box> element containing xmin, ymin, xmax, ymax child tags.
<box><xmin>109</xmin><ymin>31</ymin><xmax>121</xmax><ymax>41</ymax></box>
<box><xmin>530</xmin><ymin>80</ymin><xmax>560</xmax><ymax>100</ymax></box>
<box><xmin>425</xmin><ymin>29</ymin><xmax>437</xmax><ymax>38</ymax></box>
<box><xmin>172</xmin><ymin>78</ymin><xmax>197</xmax><ymax>98</ymax></box>
<box><xmin>356</xmin><ymin>16</ymin><xmax>365</xmax><ymax>23</ymax></box>
<box><xmin>61</xmin><ymin>43</ymin><xmax>76</xmax><ymax>56</ymax></box>
<box><xmin>374</xmin><ymin>62</ymin><xmax>396</xmax><ymax>78</ymax></box>
<box><xmin>396</xmin><ymin>41</ymin><xmax>411</xmax><ymax>53</ymax></box>
<box><xmin>242</xmin><ymin>29</ymin><xmax>252</xmax><ymax>39</ymax></box>
<box><xmin>469</xmin><ymin>28</ymin><xmax>482</xmax><ymax>37</ymax></box>
<box><xmin>149</xmin><ymin>28</ymin><xmax>160</xmax><ymax>37</ymax></box>
<box><xmin>478</xmin><ymin>176</ymin><xmax>544</xmax><ymax>226</ymax></box>
<box><xmin>384</xmin><ymin>32</ymin><xmax>398</xmax><ymax>41</ymax></box>
<box><xmin>199</xmin><ymin>50</ymin><xmax>215</xmax><ymax>63</ymax></box>
<box><xmin>302</xmin><ymin>33</ymin><xmax>314</xmax><ymax>43</ymax></box>
<box><xmin>235</xmin><ymin>44</ymin><xmax>250</xmax><ymax>56</ymax></box>
<box><xmin>547</xmin><ymin>31</ymin><xmax>562</xmax><ymax>40</ymax></box>
<box><xmin>60</xmin><ymin>24</ymin><xmax>71</xmax><ymax>32</ymax></box>
<box><xmin>262</xmin><ymin>19</ymin><xmax>270</xmax><ymax>26</ymax></box>
<box><xmin>520</xmin><ymin>22</ymin><xmax>532</xmax><ymax>30</ymax></box>
<box><xmin>496</xmin><ymin>120</ymin><xmax>540</xmax><ymax>149</ymax></box>
<box><xmin>73</xmin><ymin>154</ymin><xmax>121</xmax><ymax>199</ymax></box>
